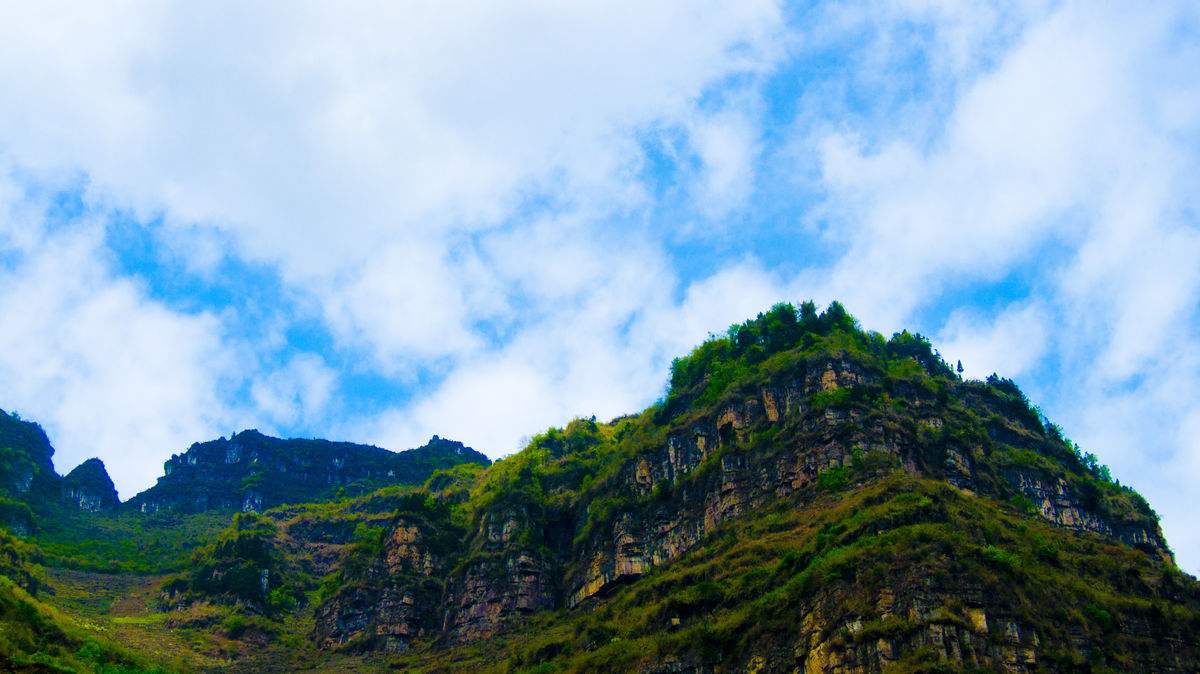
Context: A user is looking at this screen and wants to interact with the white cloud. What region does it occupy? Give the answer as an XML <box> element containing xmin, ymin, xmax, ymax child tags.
<box><xmin>0</xmin><ymin>0</ymin><xmax>783</xmax><ymax>276</ymax></box>
<box><xmin>0</xmin><ymin>1</ymin><xmax>788</xmax><ymax>486</ymax></box>
<box><xmin>0</xmin><ymin>208</ymin><xmax>243</xmax><ymax>497</ymax></box>
<box><xmin>361</xmin><ymin>257</ymin><xmax>786</xmax><ymax>456</ymax></box>
<box><xmin>250</xmin><ymin>354</ymin><xmax>336</xmax><ymax>431</ymax></box>
<box><xmin>937</xmin><ymin>302</ymin><xmax>1049</xmax><ymax>379</ymax></box>
<box><xmin>319</xmin><ymin>239</ymin><xmax>485</xmax><ymax>373</ymax></box>
<box><xmin>689</xmin><ymin>109</ymin><xmax>761</xmax><ymax>220</ymax></box>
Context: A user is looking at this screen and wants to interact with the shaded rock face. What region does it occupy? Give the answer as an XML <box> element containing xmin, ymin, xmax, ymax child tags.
<box><xmin>789</xmin><ymin>583</ymin><xmax>1047</xmax><ymax>674</ymax></box>
<box><xmin>0</xmin><ymin>410</ymin><xmax>60</xmax><ymax>498</ymax></box>
<box><xmin>569</xmin><ymin>358</ymin><xmax>889</xmax><ymax>606</ymax></box>
<box><xmin>706</xmin><ymin>578</ymin><xmax>1198</xmax><ymax>674</ymax></box>
<box><xmin>312</xmin><ymin>502</ymin><xmax>562</xmax><ymax>651</ymax></box>
<box><xmin>61</xmin><ymin>458</ymin><xmax>119</xmax><ymax>512</ymax></box>
<box><xmin>566</xmin><ymin>358</ymin><xmax>1169</xmax><ymax>608</ymax></box>
<box><xmin>1</xmin><ymin>414</ymin><xmax>116</xmax><ymax>515</ymax></box>
<box><xmin>1</xmin><ymin>410</ymin><xmax>64</xmax><ymax>531</ymax></box>
<box><xmin>126</xmin><ymin>431</ymin><xmax>488</xmax><ymax>514</ymax></box>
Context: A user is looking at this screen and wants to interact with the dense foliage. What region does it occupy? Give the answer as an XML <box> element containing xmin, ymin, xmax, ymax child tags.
<box><xmin>163</xmin><ymin>512</ymin><xmax>303</xmax><ymax>615</ymax></box>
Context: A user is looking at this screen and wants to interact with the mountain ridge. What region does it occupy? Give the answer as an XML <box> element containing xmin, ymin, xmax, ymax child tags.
<box><xmin>1</xmin><ymin>301</ymin><xmax>1197</xmax><ymax>673</ymax></box>
<box><xmin>125</xmin><ymin>429</ymin><xmax>489</xmax><ymax>514</ymax></box>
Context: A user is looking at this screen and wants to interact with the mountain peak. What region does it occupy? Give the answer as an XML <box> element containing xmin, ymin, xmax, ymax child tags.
<box><xmin>62</xmin><ymin>458</ymin><xmax>118</xmax><ymax>512</ymax></box>
<box><xmin>125</xmin><ymin>431</ymin><xmax>488</xmax><ymax>514</ymax></box>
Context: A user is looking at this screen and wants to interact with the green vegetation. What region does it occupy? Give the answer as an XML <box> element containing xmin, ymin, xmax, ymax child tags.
<box><xmin>661</xmin><ymin>302</ymin><xmax>952</xmax><ymax>421</ymax></box>
<box><xmin>0</xmin><ymin>532</ymin><xmax>169</xmax><ymax>673</ymax></box>
<box><xmin>0</xmin><ymin>575</ymin><xmax>168</xmax><ymax>673</ymax></box>
<box><xmin>32</xmin><ymin>509</ymin><xmax>232</xmax><ymax>574</ymax></box>
<box><xmin>386</xmin><ymin>474</ymin><xmax>1199</xmax><ymax>673</ymax></box>
<box><xmin>0</xmin><ymin>301</ymin><xmax>1193</xmax><ymax>672</ymax></box>
<box><xmin>163</xmin><ymin>512</ymin><xmax>304</xmax><ymax>615</ymax></box>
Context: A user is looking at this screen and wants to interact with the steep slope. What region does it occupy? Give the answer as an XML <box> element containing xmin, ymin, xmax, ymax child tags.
<box><xmin>0</xmin><ymin>529</ymin><xmax>167</xmax><ymax>672</ymax></box>
<box><xmin>4</xmin><ymin>302</ymin><xmax>1198</xmax><ymax>672</ymax></box>
<box><xmin>274</xmin><ymin>302</ymin><xmax>1196</xmax><ymax>671</ymax></box>
<box><xmin>62</xmin><ymin>458</ymin><xmax>120</xmax><ymax>512</ymax></box>
<box><xmin>1</xmin><ymin>410</ymin><xmax>125</xmax><ymax>531</ymax></box>
<box><xmin>0</xmin><ymin>410</ymin><xmax>61</xmax><ymax>534</ymax></box>
<box><xmin>126</xmin><ymin>431</ymin><xmax>489</xmax><ymax>514</ymax></box>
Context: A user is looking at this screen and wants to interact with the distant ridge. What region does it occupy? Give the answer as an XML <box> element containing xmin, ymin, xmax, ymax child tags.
<box><xmin>124</xmin><ymin>429</ymin><xmax>488</xmax><ymax>514</ymax></box>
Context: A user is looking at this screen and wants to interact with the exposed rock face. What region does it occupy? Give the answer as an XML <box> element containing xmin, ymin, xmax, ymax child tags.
<box><xmin>61</xmin><ymin>458</ymin><xmax>119</xmax><ymax>512</ymax></box>
<box><xmin>126</xmin><ymin>431</ymin><xmax>489</xmax><ymax>514</ymax></box>
<box><xmin>313</xmin><ymin>513</ymin><xmax>459</xmax><ymax>652</ymax></box>
<box><xmin>440</xmin><ymin>505</ymin><xmax>558</xmax><ymax>642</ymax></box>
<box><xmin>566</xmin><ymin>357</ymin><xmax>1169</xmax><ymax>608</ymax></box>
<box><xmin>312</xmin><ymin>354</ymin><xmax>1179</xmax><ymax>664</ymax></box>
<box><xmin>0</xmin><ymin>411</ymin><xmax>57</xmax><ymax>478</ymax></box>
<box><xmin>568</xmin><ymin>358</ymin><xmax>889</xmax><ymax>606</ymax></box>
<box><xmin>0</xmin><ymin>410</ymin><xmax>59</xmax><ymax>497</ymax></box>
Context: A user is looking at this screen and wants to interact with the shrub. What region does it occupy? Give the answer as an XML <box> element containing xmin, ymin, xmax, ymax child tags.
<box><xmin>816</xmin><ymin>465</ymin><xmax>850</xmax><ymax>492</ymax></box>
<box><xmin>981</xmin><ymin>545</ymin><xmax>1020</xmax><ymax>571</ymax></box>
<box><xmin>1084</xmin><ymin>603</ymin><xmax>1115</xmax><ymax>632</ymax></box>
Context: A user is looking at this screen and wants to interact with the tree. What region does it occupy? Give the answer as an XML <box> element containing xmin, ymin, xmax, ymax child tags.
<box><xmin>956</xmin><ymin>360</ymin><xmax>964</xmax><ymax>375</ymax></box>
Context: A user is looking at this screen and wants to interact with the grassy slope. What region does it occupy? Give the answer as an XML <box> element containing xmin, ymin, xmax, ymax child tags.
<box><xmin>0</xmin><ymin>574</ymin><xmax>171</xmax><ymax>673</ymax></box>
<box><xmin>33</xmin><ymin>508</ymin><xmax>233</xmax><ymax>575</ymax></box>
<box><xmin>22</xmin><ymin>469</ymin><xmax>1200</xmax><ymax>673</ymax></box>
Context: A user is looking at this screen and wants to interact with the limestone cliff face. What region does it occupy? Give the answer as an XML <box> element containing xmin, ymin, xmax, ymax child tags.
<box><xmin>567</xmin><ymin>357</ymin><xmax>891</xmax><ymax>606</ymax></box>
<box><xmin>1</xmin><ymin>411</ymin><xmax>120</xmax><ymax>530</ymax></box>
<box><xmin>0</xmin><ymin>410</ymin><xmax>57</xmax><ymax>490</ymax></box>
<box><xmin>312</xmin><ymin>355</ymin><xmax>1176</xmax><ymax>667</ymax></box>
<box><xmin>440</xmin><ymin>505</ymin><xmax>559</xmax><ymax>642</ymax></box>
<box><xmin>0</xmin><ymin>410</ymin><xmax>60</xmax><ymax>532</ymax></box>
<box><xmin>313</xmin><ymin>513</ymin><xmax>460</xmax><ymax>652</ymax></box>
<box><xmin>126</xmin><ymin>431</ymin><xmax>488</xmax><ymax>514</ymax></box>
<box><xmin>312</xmin><ymin>501</ymin><xmax>563</xmax><ymax>650</ymax></box>
<box><xmin>565</xmin><ymin>358</ymin><xmax>1167</xmax><ymax>607</ymax></box>
<box><xmin>61</xmin><ymin>458</ymin><xmax>119</xmax><ymax>512</ymax></box>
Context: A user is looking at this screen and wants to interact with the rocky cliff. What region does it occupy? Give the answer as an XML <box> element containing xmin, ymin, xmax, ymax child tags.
<box><xmin>61</xmin><ymin>458</ymin><xmax>119</xmax><ymax>512</ymax></box>
<box><xmin>291</xmin><ymin>304</ymin><xmax>1196</xmax><ymax>671</ymax></box>
<box><xmin>0</xmin><ymin>410</ymin><xmax>59</xmax><ymax>506</ymax></box>
<box><xmin>4</xmin><ymin>303</ymin><xmax>1198</xmax><ymax>672</ymax></box>
<box><xmin>126</xmin><ymin>430</ymin><xmax>489</xmax><ymax>514</ymax></box>
<box><xmin>1</xmin><ymin>410</ymin><xmax>122</xmax><ymax>530</ymax></box>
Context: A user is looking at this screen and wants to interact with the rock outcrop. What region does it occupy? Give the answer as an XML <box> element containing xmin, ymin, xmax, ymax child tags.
<box><xmin>8</xmin><ymin>304</ymin><xmax>1199</xmax><ymax>672</ymax></box>
<box><xmin>1</xmin><ymin>410</ymin><xmax>63</xmax><ymax>532</ymax></box>
<box><xmin>61</xmin><ymin>458</ymin><xmax>119</xmax><ymax>512</ymax></box>
<box><xmin>126</xmin><ymin>431</ymin><xmax>489</xmax><ymax>514</ymax></box>
<box><xmin>313</xmin><ymin>510</ymin><xmax>465</xmax><ymax>652</ymax></box>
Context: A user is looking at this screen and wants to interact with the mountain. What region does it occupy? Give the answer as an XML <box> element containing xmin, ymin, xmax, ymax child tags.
<box><xmin>0</xmin><ymin>410</ymin><xmax>60</xmax><ymax>534</ymax></box>
<box><xmin>125</xmin><ymin>430</ymin><xmax>490</xmax><ymax>514</ymax></box>
<box><xmin>1</xmin><ymin>302</ymin><xmax>1198</xmax><ymax>673</ymax></box>
<box><xmin>62</xmin><ymin>458</ymin><xmax>120</xmax><ymax>512</ymax></box>
<box><xmin>157</xmin><ymin>302</ymin><xmax>1197</xmax><ymax>672</ymax></box>
<box><xmin>1</xmin><ymin>410</ymin><xmax>120</xmax><ymax>532</ymax></box>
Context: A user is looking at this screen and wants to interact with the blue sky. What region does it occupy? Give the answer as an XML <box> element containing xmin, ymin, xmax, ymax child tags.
<box><xmin>1</xmin><ymin>1</ymin><xmax>1198</xmax><ymax>573</ymax></box>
